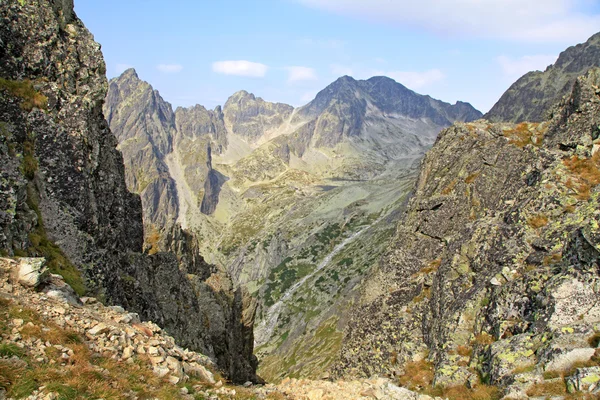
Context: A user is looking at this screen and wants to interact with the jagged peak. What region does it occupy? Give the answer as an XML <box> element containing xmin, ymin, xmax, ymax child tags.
<box><xmin>120</xmin><ymin>67</ymin><xmax>139</xmax><ymax>80</ymax></box>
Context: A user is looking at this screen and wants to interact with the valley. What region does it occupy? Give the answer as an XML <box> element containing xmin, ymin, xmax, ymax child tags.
<box><xmin>2</xmin><ymin>1</ymin><xmax>600</xmax><ymax>399</ymax></box>
<box><xmin>105</xmin><ymin>71</ymin><xmax>481</xmax><ymax>380</ymax></box>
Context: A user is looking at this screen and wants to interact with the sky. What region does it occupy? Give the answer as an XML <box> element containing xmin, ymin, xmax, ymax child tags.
<box><xmin>74</xmin><ymin>0</ymin><xmax>600</xmax><ymax>113</ymax></box>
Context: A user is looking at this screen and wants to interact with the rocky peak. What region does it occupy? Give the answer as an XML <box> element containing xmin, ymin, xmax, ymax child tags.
<box><xmin>223</xmin><ymin>90</ymin><xmax>294</xmax><ymax>143</ymax></box>
<box><xmin>485</xmin><ymin>30</ymin><xmax>600</xmax><ymax>123</ymax></box>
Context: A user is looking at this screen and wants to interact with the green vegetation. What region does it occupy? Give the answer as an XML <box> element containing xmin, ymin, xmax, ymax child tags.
<box><xmin>0</xmin><ymin>78</ymin><xmax>47</xmax><ymax>111</ymax></box>
<box><xmin>263</xmin><ymin>258</ymin><xmax>314</xmax><ymax>307</ymax></box>
<box><xmin>24</xmin><ymin>185</ymin><xmax>86</xmax><ymax>296</ymax></box>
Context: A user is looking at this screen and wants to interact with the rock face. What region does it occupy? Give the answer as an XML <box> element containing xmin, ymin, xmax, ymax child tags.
<box><xmin>334</xmin><ymin>69</ymin><xmax>600</xmax><ymax>397</ymax></box>
<box><xmin>485</xmin><ymin>31</ymin><xmax>600</xmax><ymax>123</ymax></box>
<box><xmin>0</xmin><ymin>0</ymin><xmax>257</xmax><ymax>383</ymax></box>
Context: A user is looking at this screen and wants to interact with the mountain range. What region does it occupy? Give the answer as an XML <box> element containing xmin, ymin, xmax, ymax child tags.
<box><xmin>104</xmin><ymin>69</ymin><xmax>482</xmax><ymax>380</ymax></box>
<box><xmin>2</xmin><ymin>1</ymin><xmax>600</xmax><ymax>398</ymax></box>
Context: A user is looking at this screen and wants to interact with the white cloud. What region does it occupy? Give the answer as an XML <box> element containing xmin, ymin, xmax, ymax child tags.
<box><xmin>330</xmin><ymin>64</ymin><xmax>354</xmax><ymax>76</ymax></box>
<box><xmin>116</xmin><ymin>63</ymin><xmax>134</xmax><ymax>75</ymax></box>
<box><xmin>497</xmin><ymin>54</ymin><xmax>558</xmax><ymax>78</ymax></box>
<box><xmin>296</xmin><ymin>0</ymin><xmax>600</xmax><ymax>43</ymax></box>
<box><xmin>157</xmin><ymin>64</ymin><xmax>183</xmax><ymax>73</ymax></box>
<box><xmin>212</xmin><ymin>60</ymin><xmax>268</xmax><ymax>78</ymax></box>
<box><xmin>286</xmin><ymin>66</ymin><xmax>318</xmax><ymax>83</ymax></box>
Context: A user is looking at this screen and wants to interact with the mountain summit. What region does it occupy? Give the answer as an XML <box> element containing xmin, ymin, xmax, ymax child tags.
<box><xmin>486</xmin><ymin>31</ymin><xmax>600</xmax><ymax>123</ymax></box>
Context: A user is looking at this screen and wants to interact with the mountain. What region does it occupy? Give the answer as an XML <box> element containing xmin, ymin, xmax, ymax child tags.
<box><xmin>105</xmin><ymin>68</ymin><xmax>481</xmax><ymax>380</ymax></box>
<box><xmin>0</xmin><ymin>0</ymin><xmax>256</xmax><ymax>383</ymax></box>
<box><xmin>486</xmin><ymin>32</ymin><xmax>600</xmax><ymax>123</ymax></box>
<box><xmin>334</xmin><ymin>68</ymin><xmax>600</xmax><ymax>398</ymax></box>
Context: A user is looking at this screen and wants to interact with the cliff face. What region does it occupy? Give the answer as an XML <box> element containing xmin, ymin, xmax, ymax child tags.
<box><xmin>0</xmin><ymin>0</ymin><xmax>257</xmax><ymax>383</ymax></box>
<box><xmin>334</xmin><ymin>69</ymin><xmax>600</xmax><ymax>397</ymax></box>
<box><xmin>485</xmin><ymin>32</ymin><xmax>600</xmax><ymax>123</ymax></box>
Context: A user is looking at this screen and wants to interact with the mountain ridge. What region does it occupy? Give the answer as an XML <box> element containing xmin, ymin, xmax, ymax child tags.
<box><xmin>485</xmin><ymin>31</ymin><xmax>600</xmax><ymax>123</ymax></box>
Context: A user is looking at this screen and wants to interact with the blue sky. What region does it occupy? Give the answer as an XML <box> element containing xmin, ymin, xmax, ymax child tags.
<box><xmin>75</xmin><ymin>0</ymin><xmax>600</xmax><ymax>113</ymax></box>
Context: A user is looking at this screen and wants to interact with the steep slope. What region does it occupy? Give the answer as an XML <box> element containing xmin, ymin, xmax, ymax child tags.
<box><xmin>0</xmin><ymin>0</ymin><xmax>256</xmax><ymax>383</ymax></box>
<box><xmin>335</xmin><ymin>69</ymin><xmax>600</xmax><ymax>398</ymax></box>
<box><xmin>106</xmin><ymin>69</ymin><xmax>482</xmax><ymax>381</ymax></box>
<box><xmin>485</xmin><ymin>31</ymin><xmax>600</xmax><ymax>123</ymax></box>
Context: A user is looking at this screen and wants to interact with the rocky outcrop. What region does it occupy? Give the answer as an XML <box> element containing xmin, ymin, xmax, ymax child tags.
<box><xmin>223</xmin><ymin>90</ymin><xmax>294</xmax><ymax>144</ymax></box>
<box><xmin>334</xmin><ymin>68</ymin><xmax>600</xmax><ymax>398</ymax></box>
<box><xmin>485</xmin><ymin>31</ymin><xmax>600</xmax><ymax>123</ymax></box>
<box><xmin>0</xmin><ymin>0</ymin><xmax>257</xmax><ymax>383</ymax></box>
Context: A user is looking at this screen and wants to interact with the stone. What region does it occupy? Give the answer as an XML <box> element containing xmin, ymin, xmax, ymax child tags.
<box><xmin>168</xmin><ymin>375</ymin><xmax>180</xmax><ymax>385</ymax></box>
<box><xmin>566</xmin><ymin>366</ymin><xmax>600</xmax><ymax>393</ymax></box>
<box><xmin>545</xmin><ymin>348</ymin><xmax>596</xmax><ymax>372</ymax></box>
<box><xmin>306</xmin><ymin>388</ymin><xmax>324</xmax><ymax>400</ymax></box>
<box><xmin>88</xmin><ymin>323</ymin><xmax>109</xmax><ymax>336</ymax></box>
<box><xmin>183</xmin><ymin>362</ymin><xmax>215</xmax><ymax>384</ymax></box>
<box><xmin>14</xmin><ymin>258</ymin><xmax>47</xmax><ymax>288</ymax></box>
<box><xmin>153</xmin><ymin>366</ymin><xmax>170</xmax><ymax>378</ymax></box>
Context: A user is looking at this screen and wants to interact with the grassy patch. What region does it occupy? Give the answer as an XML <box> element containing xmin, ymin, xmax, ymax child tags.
<box><xmin>0</xmin><ymin>78</ymin><xmax>47</xmax><ymax>111</ymax></box>
<box><xmin>472</xmin><ymin>332</ymin><xmax>495</xmax><ymax>346</ymax></box>
<box><xmin>24</xmin><ymin>185</ymin><xmax>86</xmax><ymax>296</ymax></box>
<box><xmin>526</xmin><ymin>380</ymin><xmax>566</xmax><ymax>397</ymax></box>
<box><xmin>527</xmin><ymin>214</ymin><xmax>549</xmax><ymax>229</ymax></box>
<box><xmin>398</xmin><ymin>359</ymin><xmax>434</xmax><ymax>391</ymax></box>
<box><xmin>0</xmin><ymin>343</ymin><xmax>24</xmax><ymax>358</ymax></box>
<box><xmin>563</xmin><ymin>152</ymin><xmax>600</xmax><ymax>200</ymax></box>
<box><xmin>503</xmin><ymin>122</ymin><xmax>544</xmax><ymax>148</ymax></box>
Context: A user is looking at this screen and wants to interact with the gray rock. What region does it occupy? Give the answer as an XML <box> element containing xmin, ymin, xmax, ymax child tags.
<box><xmin>566</xmin><ymin>366</ymin><xmax>600</xmax><ymax>393</ymax></box>
<box><xmin>14</xmin><ymin>258</ymin><xmax>47</xmax><ymax>288</ymax></box>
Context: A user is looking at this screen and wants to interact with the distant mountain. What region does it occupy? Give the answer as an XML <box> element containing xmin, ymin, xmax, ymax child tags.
<box><xmin>290</xmin><ymin>75</ymin><xmax>481</xmax><ymax>150</ymax></box>
<box><xmin>485</xmin><ymin>32</ymin><xmax>600</xmax><ymax>123</ymax></box>
<box><xmin>105</xmin><ymin>70</ymin><xmax>482</xmax><ymax>380</ymax></box>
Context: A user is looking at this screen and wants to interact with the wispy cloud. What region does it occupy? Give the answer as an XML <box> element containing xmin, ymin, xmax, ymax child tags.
<box><xmin>212</xmin><ymin>60</ymin><xmax>268</xmax><ymax>78</ymax></box>
<box><xmin>157</xmin><ymin>64</ymin><xmax>183</xmax><ymax>73</ymax></box>
<box><xmin>496</xmin><ymin>54</ymin><xmax>557</xmax><ymax>78</ymax></box>
<box><xmin>116</xmin><ymin>63</ymin><xmax>134</xmax><ymax>75</ymax></box>
<box><xmin>385</xmin><ymin>69</ymin><xmax>445</xmax><ymax>89</ymax></box>
<box><xmin>286</xmin><ymin>66</ymin><xmax>318</xmax><ymax>83</ymax></box>
<box><xmin>296</xmin><ymin>0</ymin><xmax>600</xmax><ymax>43</ymax></box>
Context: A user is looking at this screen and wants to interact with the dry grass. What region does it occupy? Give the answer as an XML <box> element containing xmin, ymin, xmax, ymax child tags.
<box><xmin>0</xmin><ymin>78</ymin><xmax>47</xmax><ymax>111</ymax></box>
<box><xmin>414</xmin><ymin>259</ymin><xmax>442</xmax><ymax>277</ymax></box>
<box><xmin>527</xmin><ymin>214</ymin><xmax>549</xmax><ymax>229</ymax></box>
<box><xmin>543</xmin><ymin>253</ymin><xmax>562</xmax><ymax>266</ymax></box>
<box><xmin>503</xmin><ymin>122</ymin><xmax>544</xmax><ymax>148</ymax></box>
<box><xmin>563</xmin><ymin>152</ymin><xmax>600</xmax><ymax>200</ymax></box>
<box><xmin>434</xmin><ymin>384</ymin><xmax>502</xmax><ymax>400</ymax></box>
<box><xmin>465</xmin><ymin>172</ymin><xmax>481</xmax><ymax>184</ymax></box>
<box><xmin>472</xmin><ymin>332</ymin><xmax>495</xmax><ymax>346</ymax></box>
<box><xmin>146</xmin><ymin>224</ymin><xmax>161</xmax><ymax>255</ymax></box>
<box><xmin>456</xmin><ymin>345</ymin><xmax>473</xmax><ymax>357</ymax></box>
<box><xmin>441</xmin><ymin>179</ymin><xmax>458</xmax><ymax>195</ymax></box>
<box><xmin>526</xmin><ymin>380</ymin><xmax>566</xmax><ymax>397</ymax></box>
<box><xmin>398</xmin><ymin>359</ymin><xmax>435</xmax><ymax>390</ymax></box>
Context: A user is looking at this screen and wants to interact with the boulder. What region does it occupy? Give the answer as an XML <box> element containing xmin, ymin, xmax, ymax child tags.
<box><xmin>13</xmin><ymin>258</ymin><xmax>47</xmax><ymax>288</ymax></box>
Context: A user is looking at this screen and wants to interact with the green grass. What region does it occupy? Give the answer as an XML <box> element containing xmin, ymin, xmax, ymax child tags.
<box><xmin>0</xmin><ymin>343</ymin><xmax>24</xmax><ymax>358</ymax></box>
<box><xmin>0</xmin><ymin>78</ymin><xmax>47</xmax><ymax>111</ymax></box>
